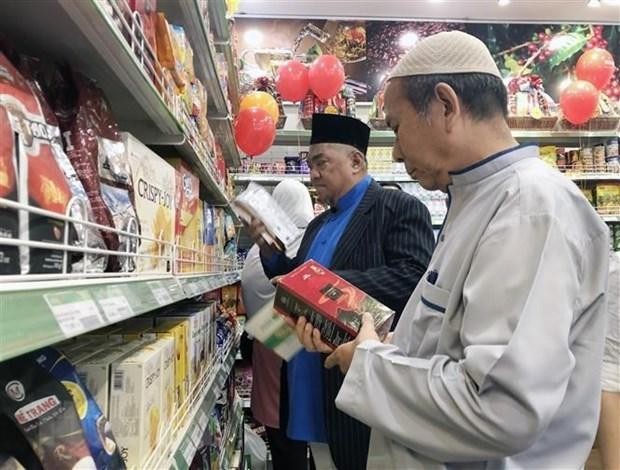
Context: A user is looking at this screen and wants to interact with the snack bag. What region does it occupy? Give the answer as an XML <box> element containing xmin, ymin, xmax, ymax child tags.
<box><xmin>32</xmin><ymin>348</ymin><xmax>126</xmax><ymax>470</ymax></box>
<box><xmin>0</xmin><ymin>354</ymin><xmax>96</xmax><ymax>469</ymax></box>
<box><xmin>0</xmin><ymin>51</ymin><xmax>75</xmax><ymax>274</ymax></box>
<box><xmin>43</xmin><ymin>67</ymin><xmax>138</xmax><ymax>272</ymax></box>
<box><xmin>17</xmin><ymin>55</ymin><xmax>107</xmax><ymax>273</ymax></box>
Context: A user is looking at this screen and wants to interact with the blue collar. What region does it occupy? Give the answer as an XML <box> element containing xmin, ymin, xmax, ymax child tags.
<box><xmin>333</xmin><ymin>175</ymin><xmax>372</xmax><ymax>212</ymax></box>
<box><xmin>449</xmin><ymin>144</ymin><xmax>539</xmax><ymax>186</ymax></box>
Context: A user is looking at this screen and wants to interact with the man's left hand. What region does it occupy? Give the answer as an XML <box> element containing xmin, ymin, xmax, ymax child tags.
<box><xmin>295</xmin><ymin>313</ymin><xmax>380</xmax><ymax>374</ymax></box>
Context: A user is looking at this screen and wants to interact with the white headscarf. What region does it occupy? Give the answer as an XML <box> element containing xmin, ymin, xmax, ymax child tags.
<box><xmin>271</xmin><ymin>179</ymin><xmax>314</xmax><ymax>230</ymax></box>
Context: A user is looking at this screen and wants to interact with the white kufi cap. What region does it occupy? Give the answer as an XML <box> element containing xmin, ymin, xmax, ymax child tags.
<box><xmin>390</xmin><ymin>31</ymin><xmax>502</xmax><ymax>80</ymax></box>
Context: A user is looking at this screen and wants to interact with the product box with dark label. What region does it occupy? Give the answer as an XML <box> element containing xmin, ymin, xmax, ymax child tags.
<box><xmin>274</xmin><ymin>260</ymin><xmax>395</xmax><ymax>348</ymax></box>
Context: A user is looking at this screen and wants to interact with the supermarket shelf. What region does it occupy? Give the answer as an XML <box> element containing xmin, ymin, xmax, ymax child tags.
<box><xmin>0</xmin><ymin>271</ymin><xmax>240</xmax><ymax>363</ymax></box>
<box><xmin>566</xmin><ymin>172</ymin><xmax>620</xmax><ymax>182</ymax></box>
<box><xmin>218</xmin><ymin>398</ymin><xmax>244</xmax><ymax>470</ymax></box>
<box><xmin>0</xmin><ymin>0</ymin><xmax>231</xmax><ymax>204</ymax></box>
<box><xmin>146</xmin><ymin>331</ymin><xmax>241</xmax><ymax>470</ymax></box>
<box><xmin>211</xmin><ymin>117</ymin><xmax>242</xmax><ymax>168</ymax></box>
<box><xmin>273</xmin><ymin>129</ymin><xmax>618</xmax><ymax>147</ymax></box>
<box><xmin>158</xmin><ymin>0</ymin><xmax>229</xmax><ymax>118</ymax></box>
<box><xmin>159</xmin><ymin>0</ymin><xmax>240</xmax><ymax>166</ymax></box>
<box><xmin>209</xmin><ymin>0</ymin><xmax>241</xmax><ymax>115</ymax></box>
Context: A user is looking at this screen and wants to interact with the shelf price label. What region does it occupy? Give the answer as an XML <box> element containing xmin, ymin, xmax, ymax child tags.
<box><xmin>198</xmin><ymin>410</ymin><xmax>208</xmax><ymax>430</ymax></box>
<box><xmin>181</xmin><ymin>438</ymin><xmax>197</xmax><ymax>466</ymax></box>
<box><xmin>148</xmin><ymin>281</ymin><xmax>173</xmax><ymax>306</ymax></box>
<box><xmin>95</xmin><ymin>287</ymin><xmax>134</xmax><ymax>322</ymax></box>
<box><xmin>44</xmin><ymin>291</ymin><xmax>105</xmax><ymax>337</ymax></box>
<box><xmin>190</xmin><ymin>423</ymin><xmax>204</xmax><ymax>447</ymax></box>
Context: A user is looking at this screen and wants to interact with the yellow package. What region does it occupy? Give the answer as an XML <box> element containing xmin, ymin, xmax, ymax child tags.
<box><xmin>151</xmin><ymin>337</ymin><xmax>176</xmax><ymax>436</ymax></box>
<box><xmin>539</xmin><ymin>146</ymin><xmax>557</xmax><ymax>168</ymax></box>
<box><xmin>595</xmin><ymin>184</ymin><xmax>620</xmax><ymax>208</ymax></box>
<box><xmin>155</xmin><ymin>13</ymin><xmax>175</xmax><ymax>70</ymax></box>
<box><xmin>153</xmin><ymin>320</ymin><xmax>188</xmax><ymax>406</ymax></box>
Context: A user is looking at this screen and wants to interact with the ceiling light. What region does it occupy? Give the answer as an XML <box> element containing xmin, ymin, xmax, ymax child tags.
<box><xmin>498</xmin><ymin>0</ymin><xmax>510</xmax><ymax>5</ymax></box>
<box><xmin>602</xmin><ymin>0</ymin><xmax>620</xmax><ymax>4</ymax></box>
<box><xmin>244</xmin><ymin>29</ymin><xmax>264</xmax><ymax>46</ymax></box>
<box><xmin>587</xmin><ymin>0</ymin><xmax>601</xmax><ymax>6</ymax></box>
<box><xmin>399</xmin><ymin>32</ymin><xmax>419</xmax><ymax>49</ymax></box>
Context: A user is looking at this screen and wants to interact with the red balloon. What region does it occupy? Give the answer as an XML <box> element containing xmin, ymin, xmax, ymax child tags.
<box><xmin>308</xmin><ymin>55</ymin><xmax>345</xmax><ymax>101</ymax></box>
<box><xmin>560</xmin><ymin>80</ymin><xmax>599</xmax><ymax>125</ymax></box>
<box><xmin>576</xmin><ymin>48</ymin><xmax>616</xmax><ymax>90</ymax></box>
<box><xmin>234</xmin><ymin>107</ymin><xmax>276</xmax><ymax>157</ymax></box>
<box><xmin>276</xmin><ymin>60</ymin><xmax>309</xmax><ymax>102</ymax></box>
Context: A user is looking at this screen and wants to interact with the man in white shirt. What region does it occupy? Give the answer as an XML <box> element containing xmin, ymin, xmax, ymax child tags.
<box><xmin>296</xmin><ymin>31</ymin><xmax>610</xmax><ymax>468</ymax></box>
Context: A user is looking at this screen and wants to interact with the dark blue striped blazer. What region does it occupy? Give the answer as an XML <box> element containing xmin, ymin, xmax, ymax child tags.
<box><xmin>264</xmin><ymin>180</ymin><xmax>435</xmax><ymax>470</ymax></box>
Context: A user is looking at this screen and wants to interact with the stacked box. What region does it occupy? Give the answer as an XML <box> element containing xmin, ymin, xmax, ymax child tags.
<box><xmin>153</xmin><ymin>320</ymin><xmax>188</xmax><ymax>405</ymax></box>
<box><xmin>109</xmin><ymin>345</ymin><xmax>162</xmax><ymax>469</ymax></box>
<box><xmin>151</xmin><ymin>337</ymin><xmax>176</xmax><ymax>437</ymax></box>
<box><xmin>75</xmin><ymin>341</ymin><xmax>144</xmax><ymax>417</ymax></box>
<box><xmin>158</xmin><ymin>309</ymin><xmax>202</xmax><ymax>392</ymax></box>
<box><xmin>274</xmin><ymin>260</ymin><xmax>395</xmax><ymax>348</ymax></box>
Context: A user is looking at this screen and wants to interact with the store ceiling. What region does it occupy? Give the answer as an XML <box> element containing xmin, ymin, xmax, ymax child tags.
<box><xmin>236</xmin><ymin>0</ymin><xmax>620</xmax><ymax>24</ymax></box>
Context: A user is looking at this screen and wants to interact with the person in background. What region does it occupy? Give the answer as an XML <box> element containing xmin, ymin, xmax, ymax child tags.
<box><xmin>596</xmin><ymin>250</ymin><xmax>620</xmax><ymax>469</ymax></box>
<box><xmin>298</xmin><ymin>31</ymin><xmax>610</xmax><ymax>468</ymax></box>
<box><xmin>248</xmin><ymin>113</ymin><xmax>435</xmax><ymax>470</ymax></box>
<box><xmin>241</xmin><ymin>179</ymin><xmax>315</xmax><ymax>470</ymax></box>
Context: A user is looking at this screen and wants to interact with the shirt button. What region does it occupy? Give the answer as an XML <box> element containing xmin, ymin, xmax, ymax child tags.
<box><xmin>440</xmin><ymin>234</ymin><xmax>446</xmax><ymax>242</ymax></box>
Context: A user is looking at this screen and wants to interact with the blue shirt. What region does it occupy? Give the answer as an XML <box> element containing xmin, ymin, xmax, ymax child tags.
<box><xmin>286</xmin><ymin>175</ymin><xmax>372</xmax><ymax>442</ymax></box>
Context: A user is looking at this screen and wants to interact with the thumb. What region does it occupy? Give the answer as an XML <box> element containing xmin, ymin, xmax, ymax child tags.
<box><xmin>360</xmin><ymin>312</ymin><xmax>376</xmax><ymax>332</ymax></box>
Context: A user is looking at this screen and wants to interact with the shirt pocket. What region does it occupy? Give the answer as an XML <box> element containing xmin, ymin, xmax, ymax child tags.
<box><xmin>420</xmin><ymin>279</ymin><xmax>451</xmax><ymax>314</ymax></box>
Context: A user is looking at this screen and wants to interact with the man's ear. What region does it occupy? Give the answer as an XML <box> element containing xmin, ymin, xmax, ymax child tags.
<box><xmin>350</xmin><ymin>151</ymin><xmax>366</xmax><ymax>172</ymax></box>
<box><xmin>433</xmin><ymin>82</ymin><xmax>461</xmax><ymax>132</ymax></box>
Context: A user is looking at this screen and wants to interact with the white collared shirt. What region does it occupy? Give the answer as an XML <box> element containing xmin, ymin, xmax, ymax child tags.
<box><xmin>337</xmin><ymin>145</ymin><xmax>609</xmax><ymax>469</ymax></box>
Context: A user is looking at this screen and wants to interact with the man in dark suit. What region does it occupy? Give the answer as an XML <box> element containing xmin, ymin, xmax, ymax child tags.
<box><xmin>248</xmin><ymin>113</ymin><xmax>434</xmax><ymax>470</ymax></box>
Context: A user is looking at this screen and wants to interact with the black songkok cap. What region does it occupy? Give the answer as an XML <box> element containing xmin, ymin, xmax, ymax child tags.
<box><xmin>309</xmin><ymin>114</ymin><xmax>371</xmax><ymax>155</ymax></box>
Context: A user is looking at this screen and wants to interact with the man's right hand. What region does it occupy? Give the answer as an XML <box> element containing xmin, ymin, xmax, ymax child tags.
<box><xmin>246</xmin><ymin>217</ymin><xmax>276</xmax><ymax>257</ymax></box>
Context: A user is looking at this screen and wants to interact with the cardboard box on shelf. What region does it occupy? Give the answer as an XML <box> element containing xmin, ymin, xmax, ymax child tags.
<box><xmin>274</xmin><ymin>260</ymin><xmax>395</xmax><ymax>348</ymax></box>
<box><xmin>168</xmin><ymin>159</ymin><xmax>203</xmax><ymax>273</ymax></box>
<box><xmin>153</xmin><ymin>319</ymin><xmax>188</xmax><ymax>405</ymax></box>
<box><xmin>151</xmin><ymin>337</ymin><xmax>176</xmax><ymax>436</ymax></box>
<box><xmin>109</xmin><ymin>345</ymin><xmax>162</xmax><ymax>469</ymax></box>
<box><xmin>157</xmin><ymin>308</ymin><xmax>203</xmax><ymax>392</ymax></box>
<box><xmin>203</xmin><ymin>203</ymin><xmax>216</xmax><ymax>272</ymax></box>
<box><xmin>75</xmin><ymin>341</ymin><xmax>144</xmax><ymax>417</ymax></box>
<box><xmin>123</xmin><ymin>132</ymin><xmax>176</xmax><ymax>274</ymax></box>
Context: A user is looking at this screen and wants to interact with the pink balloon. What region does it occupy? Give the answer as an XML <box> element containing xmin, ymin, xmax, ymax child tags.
<box><xmin>560</xmin><ymin>80</ymin><xmax>599</xmax><ymax>125</ymax></box>
<box><xmin>276</xmin><ymin>60</ymin><xmax>309</xmax><ymax>102</ymax></box>
<box><xmin>234</xmin><ymin>107</ymin><xmax>276</xmax><ymax>157</ymax></box>
<box><xmin>308</xmin><ymin>55</ymin><xmax>345</xmax><ymax>101</ymax></box>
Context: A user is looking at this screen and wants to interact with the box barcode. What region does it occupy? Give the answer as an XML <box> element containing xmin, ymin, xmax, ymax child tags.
<box><xmin>113</xmin><ymin>369</ymin><xmax>124</xmax><ymax>390</ymax></box>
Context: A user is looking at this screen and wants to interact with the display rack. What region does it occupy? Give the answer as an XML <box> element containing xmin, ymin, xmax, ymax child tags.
<box><xmin>0</xmin><ymin>0</ymin><xmax>238</xmax><ymax>198</ymax></box>
<box><xmin>143</xmin><ymin>329</ymin><xmax>241</xmax><ymax>470</ymax></box>
<box><xmin>271</xmin><ymin>128</ymin><xmax>619</xmax><ymax>147</ymax></box>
